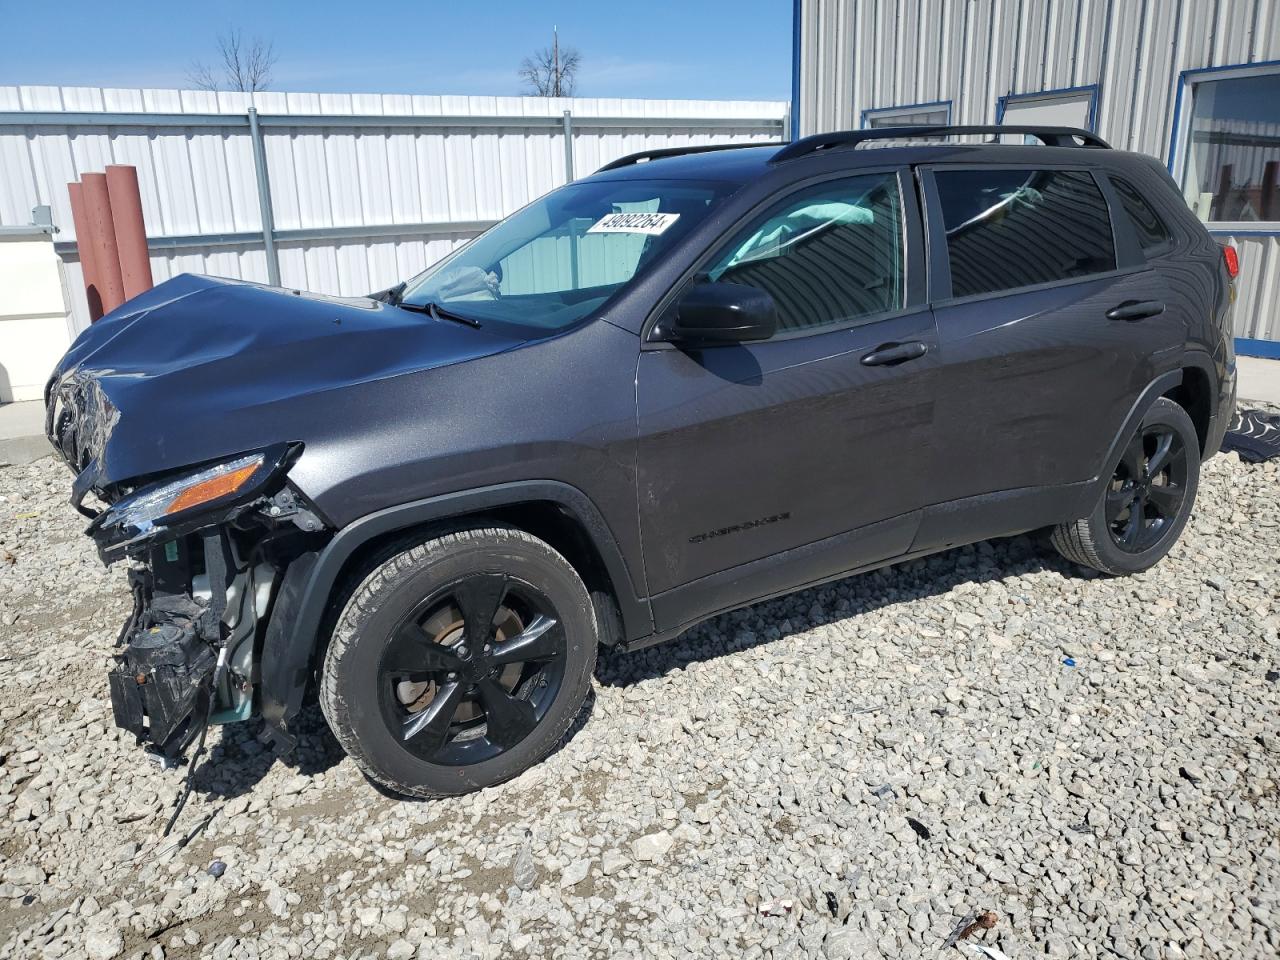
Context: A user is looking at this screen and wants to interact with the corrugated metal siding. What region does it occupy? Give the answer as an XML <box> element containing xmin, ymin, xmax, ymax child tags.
<box><xmin>796</xmin><ymin>0</ymin><xmax>1280</xmax><ymax>344</ymax></box>
<box><xmin>0</xmin><ymin>85</ymin><xmax>785</xmax><ymax>332</ymax></box>
<box><xmin>1221</xmin><ymin>233</ymin><xmax>1280</xmax><ymax>340</ymax></box>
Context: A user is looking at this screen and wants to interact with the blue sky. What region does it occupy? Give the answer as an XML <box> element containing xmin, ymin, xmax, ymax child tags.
<box><xmin>0</xmin><ymin>0</ymin><xmax>792</xmax><ymax>102</ymax></box>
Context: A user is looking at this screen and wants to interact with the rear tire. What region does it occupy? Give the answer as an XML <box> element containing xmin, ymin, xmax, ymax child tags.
<box><xmin>320</xmin><ymin>524</ymin><xmax>597</xmax><ymax>798</ymax></box>
<box><xmin>1051</xmin><ymin>397</ymin><xmax>1200</xmax><ymax>576</ymax></box>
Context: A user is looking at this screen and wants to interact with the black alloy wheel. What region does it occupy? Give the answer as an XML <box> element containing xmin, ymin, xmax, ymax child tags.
<box><xmin>1105</xmin><ymin>423</ymin><xmax>1191</xmax><ymax>553</ymax></box>
<box><xmin>379</xmin><ymin>574</ymin><xmax>568</xmax><ymax>766</ymax></box>
<box><xmin>1050</xmin><ymin>397</ymin><xmax>1201</xmax><ymax>576</ymax></box>
<box><xmin>320</xmin><ymin>524</ymin><xmax>598</xmax><ymax>798</ymax></box>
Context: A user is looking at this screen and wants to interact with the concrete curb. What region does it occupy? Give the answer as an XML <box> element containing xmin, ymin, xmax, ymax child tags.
<box><xmin>0</xmin><ymin>400</ymin><xmax>50</xmax><ymax>466</ymax></box>
<box><xmin>0</xmin><ymin>436</ymin><xmax>52</xmax><ymax>466</ymax></box>
<box><xmin>0</xmin><ymin>436</ymin><xmax>51</xmax><ymax>466</ymax></box>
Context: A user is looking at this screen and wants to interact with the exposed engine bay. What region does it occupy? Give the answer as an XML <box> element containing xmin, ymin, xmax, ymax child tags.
<box><xmin>110</xmin><ymin>527</ymin><xmax>286</xmax><ymax>762</ymax></box>
<box><xmin>39</xmin><ymin>272</ymin><xmax>541</xmax><ymax>785</ymax></box>
<box><xmin>103</xmin><ymin>494</ymin><xmax>327</xmax><ymax>762</ymax></box>
<box><xmin>44</xmin><ymin>384</ymin><xmax>330</xmax><ymax>768</ymax></box>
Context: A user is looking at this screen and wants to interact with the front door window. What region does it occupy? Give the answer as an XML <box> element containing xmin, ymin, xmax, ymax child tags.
<box><xmin>698</xmin><ymin>174</ymin><xmax>904</xmax><ymax>334</ymax></box>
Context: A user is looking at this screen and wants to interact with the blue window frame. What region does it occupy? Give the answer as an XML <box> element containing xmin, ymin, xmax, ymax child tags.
<box><xmin>1236</xmin><ymin>337</ymin><xmax>1280</xmax><ymax>360</ymax></box>
<box><xmin>789</xmin><ymin>0</ymin><xmax>802</xmax><ymax>141</ymax></box>
<box><xmin>995</xmin><ymin>84</ymin><xmax>1100</xmax><ymax>131</ymax></box>
<box><xmin>1168</xmin><ymin>60</ymin><xmax>1280</xmax><ymax>229</ymax></box>
<box><xmin>1168</xmin><ymin>61</ymin><xmax>1280</xmax><ymax>358</ymax></box>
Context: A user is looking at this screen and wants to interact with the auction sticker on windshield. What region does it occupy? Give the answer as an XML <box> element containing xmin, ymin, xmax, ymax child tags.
<box><xmin>587</xmin><ymin>212</ymin><xmax>680</xmax><ymax>235</ymax></box>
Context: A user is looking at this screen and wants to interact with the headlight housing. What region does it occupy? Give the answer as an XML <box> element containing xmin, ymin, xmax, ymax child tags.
<box><xmin>89</xmin><ymin>444</ymin><xmax>295</xmax><ymax>557</ymax></box>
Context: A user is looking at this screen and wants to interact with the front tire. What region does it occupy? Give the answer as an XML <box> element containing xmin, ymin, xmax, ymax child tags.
<box><xmin>320</xmin><ymin>524</ymin><xmax>597</xmax><ymax>798</ymax></box>
<box><xmin>1051</xmin><ymin>397</ymin><xmax>1200</xmax><ymax>576</ymax></box>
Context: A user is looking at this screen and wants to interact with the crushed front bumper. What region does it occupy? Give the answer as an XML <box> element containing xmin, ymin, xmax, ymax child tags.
<box><xmin>107</xmin><ymin>533</ymin><xmax>233</xmax><ymax>760</ymax></box>
<box><xmin>109</xmin><ymin>597</ymin><xmax>218</xmax><ymax>758</ymax></box>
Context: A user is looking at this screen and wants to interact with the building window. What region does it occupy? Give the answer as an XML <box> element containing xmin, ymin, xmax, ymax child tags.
<box><xmin>997</xmin><ymin>86</ymin><xmax>1098</xmax><ymax>139</ymax></box>
<box><xmin>933</xmin><ymin>169</ymin><xmax>1116</xmax><ymax>299</ymax></box>
<box><xmin>1178</xmin><ymin>67</ymin><xmax>1280</xmax><ymax>224</ymax></box>
<box><xmin>862</xmin><ymin>101</ymin><xmax>951</xmax><ymax>129</ymax></box>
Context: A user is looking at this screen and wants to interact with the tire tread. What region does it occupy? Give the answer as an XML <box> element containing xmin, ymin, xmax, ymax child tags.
<box><xmin>1050</xmin><ymin>397</ymin><xmax>1199</xmax><ymax>577</ymax></box>
<box><xmin>319</xmin><ymin>524</ymin><xmax>597</xmax><ymax>799</ymax></box>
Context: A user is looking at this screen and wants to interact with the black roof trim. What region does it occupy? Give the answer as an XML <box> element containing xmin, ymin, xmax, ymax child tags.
<box><xmin>771</xmin><ymin>125</ymin><xmax>1111</xmax><ymax>163</ymax></box>
<box><xmin>595</xmin><ymin>141</ymin><xmax>784</xmax><ymax>173</ymax></box>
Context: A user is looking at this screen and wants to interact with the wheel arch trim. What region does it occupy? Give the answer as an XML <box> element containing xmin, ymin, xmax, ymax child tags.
<box><xmin>260</xmin><ymin>480</ymin><xmax>651</xmax><ymax>750</ymax></box>
<box><xmin>1081</xmin><ymin>363</ymin><xmax>1207</xmax><ymax>509</ymax></box>
<box><xmin>306</xmin><ymin>480</ymin><xmax>648</xmax><ymax>642</ymax></box>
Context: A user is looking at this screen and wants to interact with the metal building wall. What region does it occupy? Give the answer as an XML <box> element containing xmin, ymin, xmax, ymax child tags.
<box><xmin>794</xmin><ymin>0</ymin><xmax>1280</xmax><ymax>348</ymax></box>
<box><xmin>0</xmin><ymin>85</ymin><xmax>785</xmax><ymax>332</ymax></box>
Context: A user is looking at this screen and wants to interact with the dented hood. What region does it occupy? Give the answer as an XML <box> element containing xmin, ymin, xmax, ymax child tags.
<box><xmin>47</xmin><ymin>274</ymin><xmax>527</xmax><ymax>491</ymax></box>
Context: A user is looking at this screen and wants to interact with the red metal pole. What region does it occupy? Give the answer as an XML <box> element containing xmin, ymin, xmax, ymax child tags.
<box><xmin>105</xmin><ymin>164</ymin><xmax>153</xmax><ymax>299</ymax></box>
<box><xmin>67</xmin><ymin>181</ymin><xmax>104</xmax><ymax>322</ymax></box>
<box><xmin>80</xmin><ymin>172</ymin><xmax>126</xmax><ymax>315</ymax></box>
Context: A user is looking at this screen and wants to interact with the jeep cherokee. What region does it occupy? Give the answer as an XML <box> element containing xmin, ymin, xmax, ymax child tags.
<box><xmin>45</xmin><ymin>125</ymin><xmax>1239</xmax><ymax>799</ymax></box>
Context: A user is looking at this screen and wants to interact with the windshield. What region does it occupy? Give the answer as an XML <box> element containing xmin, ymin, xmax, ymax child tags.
<box><xmin>400</xmin><ymin>178</ymin><xmax>739</xmax><ymax>332</ymax></box>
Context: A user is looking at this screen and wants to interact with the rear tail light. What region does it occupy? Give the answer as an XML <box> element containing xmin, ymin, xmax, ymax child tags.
<box><xmin>1222</xmin><ymin>244</ymin><xmax>1240</xmax><ymax>279</ymax></box>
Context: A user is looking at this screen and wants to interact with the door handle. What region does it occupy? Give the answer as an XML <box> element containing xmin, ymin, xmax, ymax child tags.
<box><xmin>861</xmin><ymin>340</ymin><xmax>928</xmax><ymax>366</ymax></box>
<box><xmin>1106</xmin><ymin>299</ymin><xmax>1165</xmax><ymax>321</ymax></box>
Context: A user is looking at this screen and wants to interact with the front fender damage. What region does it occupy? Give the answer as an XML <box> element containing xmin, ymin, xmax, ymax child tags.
<box><xmin>51</xmin><ymin>442</ymin><xmax>333</xmax><ymax>799</ymax></box>
<box><xmin>47</xmin><ymin>354</ymin><xmax>333</xmax><ymax>783</ymax></box>
<box><xmin>105</xmin><ymin>516</ymin><xmax>326</xmax><ymax>765</ymax></box>
<box><xmin>257</xmin><ymin>551</ymin><xmax>320</xmax><ymax>755</ymax></box>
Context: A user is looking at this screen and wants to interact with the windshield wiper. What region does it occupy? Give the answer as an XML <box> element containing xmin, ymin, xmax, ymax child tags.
<box><xmin>394</xmin><ymin>300</ymin><xmax>482</xmax><ymax>328</ymax></box>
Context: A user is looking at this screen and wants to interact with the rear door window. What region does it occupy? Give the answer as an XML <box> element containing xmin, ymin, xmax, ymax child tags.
<box><xmin>1110</xmin><ymin>176</ymin><xmax>1173</xmax><ymax>255</ymax></box>
<box><xmin>934</xmin><ymin>169</ymin><xmax>1116</xmax><ymax>298</ymax></box>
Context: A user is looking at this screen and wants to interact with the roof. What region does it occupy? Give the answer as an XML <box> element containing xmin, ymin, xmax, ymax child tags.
<box><xmin>588</xmin><ymin>144</ymin><xmax>782</xmax><ymax>183</ymax></box>
<box><xmin>585</xmin><ymin>125</ymin><xmax>1134</xmax><ymax>185</ymax></box>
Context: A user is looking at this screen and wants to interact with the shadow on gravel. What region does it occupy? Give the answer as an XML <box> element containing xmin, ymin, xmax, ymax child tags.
<box><xmin>596</xmin><ymin>532</ymin><xmax>1088</xmax><ymax>688</ymax></box>
<box><xmin>188</xmin><ymin>691</ymin><xmax>600</xmax><ymax>804</ymax></box>
<box><xmin>179</xmin><ymin>534</ymin><xmax>1078</xmax><ymax>802</ymax></box>
<box><xmin>190</xmin><ymin>703</ymin><xmax>346</xmax><ymax>801</ymax></box>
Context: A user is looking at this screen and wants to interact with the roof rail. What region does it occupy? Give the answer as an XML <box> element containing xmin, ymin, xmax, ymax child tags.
<box><xmin>596</xmin><ymin>141</ymin><xmax>784</xmax><ymax>173</ymax></box>
<box><xmin>771</xmin><ymin>125</ymin><xmax>1111</xmax><ymax>163</ymax></box>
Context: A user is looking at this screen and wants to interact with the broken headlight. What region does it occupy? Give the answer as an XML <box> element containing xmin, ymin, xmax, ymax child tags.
<box><xmin>89</xmin><ymin>444</ymin><xmax>295</xmax><ymax>559</ymax></box>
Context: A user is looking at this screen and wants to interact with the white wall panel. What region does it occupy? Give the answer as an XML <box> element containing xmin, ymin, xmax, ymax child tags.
<box><xmin>1222</xmin><ymin>234</ymin><xmax>1280</xmax><ymax>342</ymax></box>
<box><xmin>0</xmin><ymin>85</ymin><xmax>785</xmax><ymax>332</ymax></box>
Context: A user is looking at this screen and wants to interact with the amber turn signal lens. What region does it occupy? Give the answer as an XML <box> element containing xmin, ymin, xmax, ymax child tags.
<box><xmin>164</xmin><ymin>462</ymin><xmax>261</xmax><ymax>515</ymax></box>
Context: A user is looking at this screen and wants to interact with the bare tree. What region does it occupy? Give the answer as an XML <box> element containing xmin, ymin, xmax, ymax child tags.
<box><xmin>188</xmin><ymin>29</ymin><xmax>277</xmax><ymax>93</ymax></box>
<box><xmin>519</xmin><ymin>27</ymin><xmax>581</xmax><ymax>97</ymax></box>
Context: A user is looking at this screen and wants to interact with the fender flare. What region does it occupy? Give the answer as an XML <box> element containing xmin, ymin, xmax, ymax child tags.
<box><xmin>1079</xmin><ymin>365</ymin><xmax>1199</xmax><ymax>511</ymax></box>
<box><xmin>258</xmin><ymin>480</ymin><xmax>651</xmax><ymax>752</ymax></box>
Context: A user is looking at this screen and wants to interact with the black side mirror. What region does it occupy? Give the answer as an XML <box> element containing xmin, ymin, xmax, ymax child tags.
<box><xmin>669</xmin><ymin>282</ymin><xmax>777</xmax><ymax>345</ymax></box>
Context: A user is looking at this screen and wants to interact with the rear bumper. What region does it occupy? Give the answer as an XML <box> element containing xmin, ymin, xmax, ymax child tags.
<box><xmin>1205</xmin><ymin>360</ymin><xmax>1238</xmax><ymax>460</ymax></box>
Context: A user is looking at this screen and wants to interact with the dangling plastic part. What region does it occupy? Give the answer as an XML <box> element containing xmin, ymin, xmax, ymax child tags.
<box><xmin>162</xmin><ymin>645</ymin><xmax>227</xmax><ymax>837</ymax></box>
<box><xmin>163</xmin><ymin>530</ymin><xmax>233</xmax><ymax>837</ymax></box>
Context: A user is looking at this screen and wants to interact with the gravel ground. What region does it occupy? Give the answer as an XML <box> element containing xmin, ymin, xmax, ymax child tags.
<box><xmin>0</xmin><ymin>448</ymin><xmax>1277</xmax><ymax>960</ymax></box>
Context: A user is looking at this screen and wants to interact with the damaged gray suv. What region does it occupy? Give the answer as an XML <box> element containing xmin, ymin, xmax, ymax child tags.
<box><xmin>47</xmin><ymin>126</ymin><xmax>1238</xmax><ymax>798</ymax></box>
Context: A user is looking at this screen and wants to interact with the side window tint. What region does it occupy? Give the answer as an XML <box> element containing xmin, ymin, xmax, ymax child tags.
<box><xmin>703</xmin><ymin>174</ymin><xmax>903</xmax><ymax>334</ymax></box>
<box><xmin>935</xmin><ymin>169</ymin><xmax>1116</xmax><ymax>298</ymax></box>
<box><xmin>1110</xmin><ymin>176</ymin><xmax>1173</xmax><ymax>254</ymax></box>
